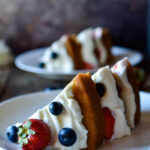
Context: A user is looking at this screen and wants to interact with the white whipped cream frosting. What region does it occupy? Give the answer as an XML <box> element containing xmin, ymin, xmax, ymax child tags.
<box><xmin>77</xmin><ymin>27</ymin><xmax>108</xmax><ymax>67</ymax></box>
<box><xmin>111</xmin><ymin>57</ymin><xmax>136</xmax><ymax>128</ymax></box>
<box><xmin>0</xmin><ymin>40</ymin><xmax>13</xmax><ymax>66</ymax></box>
<box><xmin>77</xmin><ymin>28</ymin><xmax>98</xmax><ymax>68</ymax></box>
<box><xmin>92</xmin><ymin>66</ymin><xmax>131</xmax><ymax>139</ymax></box>
<box><xmin>93</xmin><ymin>27</ymin><xmax>108</xmax><ymax>65</ymax></box>
<box><xmin>41</xmin><ymin>27</ymin><xmax>109</xmax><ymax>71</ymax></box>
<box><xmin>40</xmin><ymin>36</ymin><xmax>74</xmax><ymax>72</ymax></box>
<box><xmin>29</xmin><ymin>82</ymin><xmax>88</xmax><ymax>150</ymax></box>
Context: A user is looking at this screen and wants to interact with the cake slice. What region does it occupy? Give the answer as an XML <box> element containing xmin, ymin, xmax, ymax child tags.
<box><xmin>6</xmin><ymin>58</ymin><xmax>141</xmax><ymax>149</ymax></box>
<box><xmin>111</xmin><ymin>57</ymin><xmax>140</xmax><ymax>128</ymax></box>
<box><xmin>92</xmin><ymin>66</ymin><xmax>131</xmax><ymax>140</ymax></box>
<box><xmin>8</xmin><ymin>73</ymin><xmax>104</xmax><ymax>150</ymax></box>
<box><xmin>39</xmin><ymin>27</ymin><xmax>113</xmax><ymax>71</ymax></box>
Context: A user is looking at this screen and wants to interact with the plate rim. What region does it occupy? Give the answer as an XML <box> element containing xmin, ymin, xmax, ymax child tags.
<box><xmin>0</xmin><ymin>90</ymin><xmax>61</xmax><ymax>108</ymax></box>
<box><xmin>14</xmin><ymin>46</ymin><xmax>143</xmax><ymax>80</ymax></box>
<box><xmin>0</xmin><ymin>90</ymin><xmax>148</xmax><ymax>109</ymax></box>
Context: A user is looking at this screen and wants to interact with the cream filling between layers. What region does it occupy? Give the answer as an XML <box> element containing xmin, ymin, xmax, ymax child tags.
<box><xmin>29</xmin><ymin>82</ymin><xmax>88</xmax><ymax>150</ymax></box>
<box><xmin>111</xmin><ymin>57</ymin><xmax>136</xmax><ymax>128</ymax></box>
<box><xmin>77</xmin><ymin>28</ymin><xmax>98</xmax><ymax>68</ymax></box>
<box><xmin>92</xmin><ymin>66</ymin><xmax>131</xmax><ymax>139</ymax></box>
<box><xmin>41</xmin><ymin>36</ymin><xmax>74</xmax><ymax>72</ymax></box>
<box><xmin>93</xmin><ymin>27</ymin><xmax>107</xmax><ymax>65</ymax></box>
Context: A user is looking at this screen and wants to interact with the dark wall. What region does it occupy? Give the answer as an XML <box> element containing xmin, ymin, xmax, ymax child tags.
<box><xmin>0</xmin><ymin>0</ymin><xmax>146</xmax><ymax>54</ymax></box>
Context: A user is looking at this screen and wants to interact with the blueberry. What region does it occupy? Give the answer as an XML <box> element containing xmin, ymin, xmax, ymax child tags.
<box><xmin>45</xmin><ymin>86</ymin><xmax>57</xmax><ymax>91</ymax></box>
<box><xmin>49</xmin><ymin>102</ymin><xmax>63</xmax><ymax>115</ymax></box>
<box><xmin>96</xmin><ymin>83</ymin><xmax>106</xmax><ymax>97</ymax></box>
<box><xmin>6</xmin><ymin>126</ymin><xmax>19</xmax><ymax>143</ymax></box>
<box><xmin>51</xmin><ymin>52</ymin><xmax>58</xmax><ymax>59</ymax></box>
<box><xmin>38</xmin><ymin>62</ymin><xmax>45</xmax><ymax>68</ymax></box>
<box><xmin>58</xmin><ymin>128</ymin><xmax>77</xmax><ymax>146</ymax></box>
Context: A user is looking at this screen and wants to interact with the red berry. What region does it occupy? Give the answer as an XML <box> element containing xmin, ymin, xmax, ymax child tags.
<box><xmin>103</xmin><ymin>107</ymin><xmax>115</xmax><ymax>139</ymax></box>
<box><xmin>114</xmin><ymin>64</ymin><xmax>118</xmax><ymax>70</ymax></box>
<box><xmin>83</xmin><ymin>62</ymin><xmax>94</xmax><ymax>70</ymax></box>
<box><xmin>20</xmin><ymin>119</ymin><xmax>51</xmax><ymax>150</ymax></box>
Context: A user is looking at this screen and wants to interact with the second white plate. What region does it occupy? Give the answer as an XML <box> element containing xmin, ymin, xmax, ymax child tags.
<box><xmin>15</xmin><ymin>46</ymin><xmax>143</xmax><ymax>80</ymax></box>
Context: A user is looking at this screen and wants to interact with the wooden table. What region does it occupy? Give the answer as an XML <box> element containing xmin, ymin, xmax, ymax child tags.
<box><xmin>0</xmin><ymin>65</ymin><xmax>68</xmax><ymax>102</ymax></box>
<box><xmin>0</xmin><ymin>57</ymin><xmax>150</xmax><ymax>102</ymax></box>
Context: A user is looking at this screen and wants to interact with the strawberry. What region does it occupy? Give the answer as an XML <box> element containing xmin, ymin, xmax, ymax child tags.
<box><xmin>83</xmin><ymin>62</ymin><xmax>94</xmax><ymax>70</ymax></box>
<box><xmin>18</xmin><ymin>119</ymin><xmax>51</xmax><ymax>150</ymax></box>
<box><xmin>103</xmin><ymin>107</ymin><xmax>115</xmax><ymax>139</ymax></box>
<box><xmin>113</xmin><ymin>64</ymin><xmax>118</xmax><ymax>70</ymax></box>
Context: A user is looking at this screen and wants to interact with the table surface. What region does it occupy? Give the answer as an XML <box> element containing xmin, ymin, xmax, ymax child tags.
<box><xmin>0</xmin><ymin>57</ymin><xmax>150</xmax><ymax>102</ymax></box>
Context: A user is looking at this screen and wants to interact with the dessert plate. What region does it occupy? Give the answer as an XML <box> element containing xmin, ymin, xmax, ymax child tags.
<box><xmin>15</xmin><ymin>46</ymin><xmax>143</xmax><ymax>81</ymax></box>
<box><xmin>0</xmin><ymin>91</ymin><xmax>150</xmax><ymax>150</ymax></box>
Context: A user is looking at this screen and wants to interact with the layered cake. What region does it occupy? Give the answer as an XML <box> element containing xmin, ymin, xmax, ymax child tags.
<box><xmin>6</xmin><ymin>58</ymin><xmax>140</xmax><ymax>150</ymax></box>
<box><xmin>39</xmin><ymin>27</ymin><xmax>113</xmax><ymax>72</ymax></box>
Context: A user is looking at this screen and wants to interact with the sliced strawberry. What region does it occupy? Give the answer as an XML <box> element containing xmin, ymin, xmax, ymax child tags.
<box><xmin>18</xmin><ymin>119</ymin><xmax>51</xmax><ymax>150</ymax></box>
<box><xmin>83</xmin><ymin>62</ymin><xmax>94</xmax><ymax>70</ymax></box>
<box><xmin>103</xmin><ymin>107</ymin><xmax>115</xmax><ymax>139</ymax></box>
<box><xmin>113</xmin><ymin>64</ymin><xmax>118</xmax><ymax>70</ymax></box>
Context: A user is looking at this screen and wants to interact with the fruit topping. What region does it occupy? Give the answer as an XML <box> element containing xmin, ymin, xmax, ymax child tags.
<box><xmin>51</xmin><ymin>52</ymin><xmax>58</xmax><ymax>59</ymax></box>
<box><xmin>49</xmin><ymin>102</ymin><xmax>63</xmax><ymax>116</ymax></box>
<box><xmin>58</xmin><ymin>128</ymin><xmax>77</xmax><ymax>146</ymax></box>
<box><xmin>96</xmin><ymin>83</ymin><xmax>106</xmax><ymax>97</ymax></box>
<box><xmin>18</xmin><ymin>119</ymin><xmax>50</xmax><ymax>150</ymax></box>
<box><xmin>38</xmin><ymin>62</ymin><xmax>45</xmax><ymax>68</ymax></box>
<box><xmin>83</xmin><ymin>62</ymin><xmax>94</xmax><ymax>70</ymax></box>
<box><xmin>6</xmin><ymin>125</ymin><xmax>19</xmax><ymax>143</ymax></box>
<box><xmin>103</xmin><ymin>107</ymin><xmax>115</xmax><ymax>139</ymax></box>
<box><xmin>114</xmin><ymin>64</ymin><xmax>118</xmax><ymax>70</ymax></box>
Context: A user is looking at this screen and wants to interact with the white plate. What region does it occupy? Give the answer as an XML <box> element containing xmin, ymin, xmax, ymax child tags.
<box><xmin>15</xmin><ymin>46</ymin><xmax>143</xmax><ymax>81</ymax></box>
<box><xmin>0</xmin><ymin>91</ymin><xmax>150</xmax><ymax>150</ymax></box>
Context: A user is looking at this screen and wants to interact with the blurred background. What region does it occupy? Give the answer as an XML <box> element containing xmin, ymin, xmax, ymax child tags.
<box><xmin>0</xmin><ymin>0</ymin><xmax>149</xmax><ymax>101</ymax></box>
<box><xmin>0</xmin><ymin>0</ymin><xmax>146</xmax><ymax>55</ymax></box>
